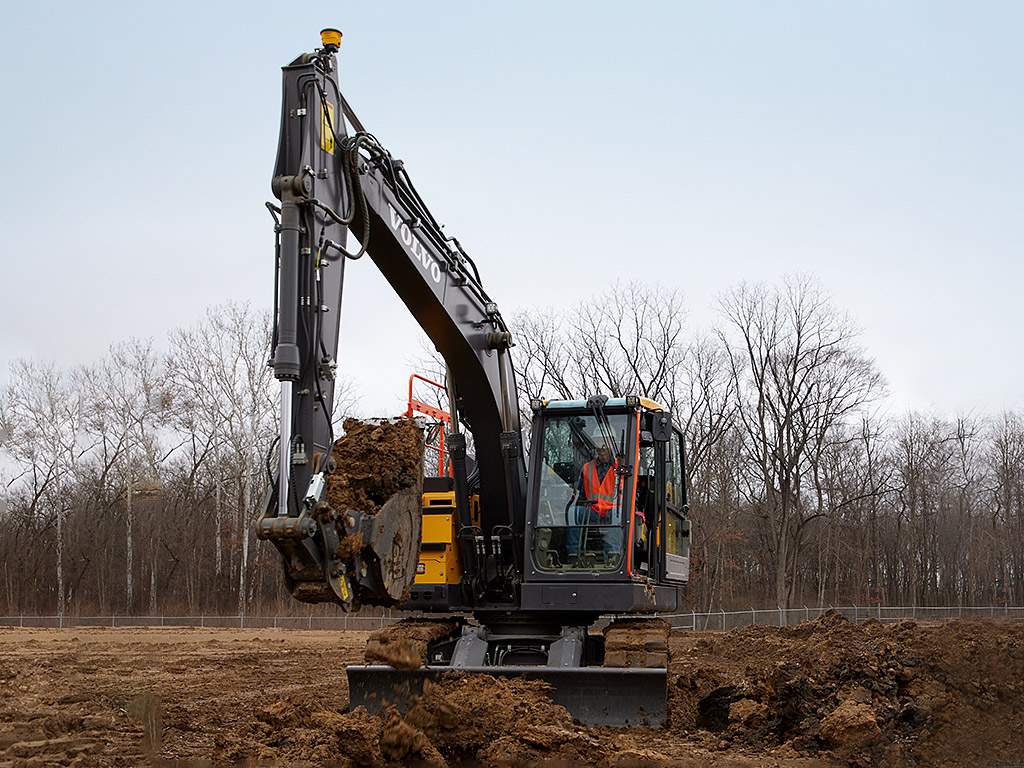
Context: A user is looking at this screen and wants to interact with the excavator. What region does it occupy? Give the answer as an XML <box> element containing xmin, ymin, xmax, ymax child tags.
<box><xmin>256</xmin><ymin>29</ymin><xmax>691</xmax><ymax>727</ymax></box>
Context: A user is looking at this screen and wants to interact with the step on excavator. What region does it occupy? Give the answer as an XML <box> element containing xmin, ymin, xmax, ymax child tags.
<box><xmin>256</xmin><ymin>29</ymin><xmax>691</xmax><ymax>727</ymax></box>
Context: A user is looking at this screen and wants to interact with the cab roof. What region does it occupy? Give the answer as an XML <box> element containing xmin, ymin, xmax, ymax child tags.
<box><xmin>540</xmin><ymin>396</ymin><xmax>667</xmax><ymax>412</ymax></box>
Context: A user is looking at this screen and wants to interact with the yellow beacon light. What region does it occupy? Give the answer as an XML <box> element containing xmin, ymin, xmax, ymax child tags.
<box><xmin>320</xmin><ymin>28</ymin><xmax>343</xmax><ymax>50</ymax></box>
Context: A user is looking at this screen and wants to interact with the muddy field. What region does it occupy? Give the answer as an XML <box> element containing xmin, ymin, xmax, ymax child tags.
<box><xmin>1</xmin><ymin>615</ymin><xmax>1022</xmax><ymax>766</ymax></box>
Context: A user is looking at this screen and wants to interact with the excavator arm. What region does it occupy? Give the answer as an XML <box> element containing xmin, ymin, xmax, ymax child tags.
<box><xmin>256</xmin><ymin>31</ymin><xmax>525</xmax><ymax>608</ymax></box>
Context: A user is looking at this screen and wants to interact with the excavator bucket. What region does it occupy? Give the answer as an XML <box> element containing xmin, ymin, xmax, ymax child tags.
<box><xmin>346</xmin><ymin>665</ymin><xmax>667</xmax><ymax>727</ymax></box>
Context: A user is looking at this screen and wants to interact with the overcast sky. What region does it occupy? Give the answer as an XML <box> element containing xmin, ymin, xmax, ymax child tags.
<box><xmin>1</xmin><ymin>2</ymin><xmax>1021</xmax><ymax>418</ymax></box>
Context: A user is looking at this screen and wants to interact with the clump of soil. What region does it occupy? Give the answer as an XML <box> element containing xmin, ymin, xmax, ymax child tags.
<box><xmin>325</xmin><ymin>418</ymin><xmax>424</xmax><ymax>515</ymax></box>
<box><xmin>604</xmin><ymin>617</ymin><xmax>670</xmax><ymax>668</ymax></box>
<box><xmin>248</xmin><ymin>699</ymin><xmax>387</xmax><ymax>767</ymax></box>
<box><xmin>335</xmin><ymin>531</ymin><xmax>364</xmax><ymax>559</ymax></box>
<box><xmin>364</xmin><ymin>619</ymin><xmax>460</xmax><ymax>670</ymax></box>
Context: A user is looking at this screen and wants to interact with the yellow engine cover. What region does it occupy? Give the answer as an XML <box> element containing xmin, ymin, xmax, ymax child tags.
<box><xmin>415</xmin><ymin>491</ymin><xmax>461</xmax><ymax>586</ymax></box>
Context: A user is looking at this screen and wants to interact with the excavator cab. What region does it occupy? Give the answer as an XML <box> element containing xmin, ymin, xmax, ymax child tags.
<box><xmin>522</xmin><ymin>395</ymin><xmax>689</xmax><ymax>612</ymax></box>
<box><xmin>404</xmin><ymin>394</ymin><xmax>690</xmax><ymax>615</ymax></box>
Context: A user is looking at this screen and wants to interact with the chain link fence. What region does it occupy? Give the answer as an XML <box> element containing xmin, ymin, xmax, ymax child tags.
<box><xmin>2</xmin><ymin>605</ymin><xmax>1023</xmax><ymax>631</ymax></box>
<box><xmin>658</xmin><ymin>604</ymin><xmax>1024</xmax><ymax>631</ymax></box>
<box><xmin>0</xmin><ymin>612</ymin><xmax>400</xmax><ymax>630</ymax></box>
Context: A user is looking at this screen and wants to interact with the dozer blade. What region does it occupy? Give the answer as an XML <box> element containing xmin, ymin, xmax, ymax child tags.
<box><xmin>346</xmin><ymin>664</ymin><xmax>667</xmax><ymax>728</ymax></box>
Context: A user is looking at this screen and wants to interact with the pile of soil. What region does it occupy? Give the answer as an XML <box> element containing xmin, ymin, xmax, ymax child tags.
<box><xmin>325</xmin><ymin>418</ymin><xmax>424</xmax><ymax>515</ymax></box>
<box><xmin>394</xmin><ymin>675</ymin><xmax>581</xmax><ymax>765</ymax></box>
<box><xmin>245</xmin><ymin>674</ymin><xmax>585</xmax><ymax>767</ymax></box>
<box><xmin>364</xmin><ymin>619</ymin><xmax>460</xmax><ymax>670</ymax></box>
<box><xmin>604</xmin><ymin>617</ymin><xmax>670</xmax><ymax>668</ymax></box>
<box><xmin>672</xmin><ymin>610</ymin><xmax>1024</xmax><ymax>766</ymax></box>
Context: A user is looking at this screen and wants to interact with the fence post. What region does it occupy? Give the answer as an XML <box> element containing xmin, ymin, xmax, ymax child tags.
<box><xmin>853</xmin><ymin>604</ymin><xmax>858</xmax><ymax>623</ymax></box>
<box><xmin>804</xmin><ymin>605</ymin><xmax>809</xmax><ymax>623</ymax></box>
<box><xmin>308</xmin><ymin>614</ymin><xmax>312</xmax><ymax>630</ymax></box>
<box><xmin>751</xmin><ymin>607</ymin><xmax>755</xmax><ymax>627</ymax></box>
<box><xmin>273</xmin><ymin>616</ymin><xmax>278</xmax><ymax>630</ymax></box>
<box><xmin>200</xmin><ymin>614</ymin><xmax>205</xmax><ymax>628</ymax></box>
<box><xmin>691</xmin><ymin>610</ymin><xmax>695</xmax><ymax>631</ymax></box>
<box><xmin>20</xmin><ymin>614</ymin><xmax>23</xmax><ymax>628</ymax></box>
<box><xmin>778</xmin><ymin>606</ymin><xmax>783</xmax><ymax>627</ymax></box>
<box><xmin>721</xmin><ymin>609</ymin><xmax>726</xmax><ymax>631</ymax></box>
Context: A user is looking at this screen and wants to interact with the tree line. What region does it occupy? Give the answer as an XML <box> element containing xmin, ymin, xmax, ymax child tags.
<box><xmin>2</xmin><ymin>280</ymin><xmax>1022</xmax><ymax>616</ymax></box>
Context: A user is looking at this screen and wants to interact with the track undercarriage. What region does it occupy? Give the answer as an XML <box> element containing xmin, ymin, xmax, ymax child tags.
<box><xmin>347</xmin><ymin>616</ymin><xmax>671</xmax><ymax>727</ymax></box>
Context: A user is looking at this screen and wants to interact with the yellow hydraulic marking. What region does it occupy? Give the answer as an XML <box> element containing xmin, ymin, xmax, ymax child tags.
<box><xmin>320</xmin><ymin>100</ymin><xmax>335</xmax><ymax>154</ymax></box>
<box><xmin>339</xmin><ymin>574</ymin><xmax>349</xmax><ymax>600</ymax></box>
<box><xmin>640</xmin><ymin>397</ymin><xmax>666</xmax><ymax>412</ymax></box>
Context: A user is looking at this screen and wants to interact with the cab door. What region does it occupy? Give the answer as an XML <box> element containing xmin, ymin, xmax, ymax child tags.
<box><xmin>662</xmin><ymin>429</ymin><xmax>690</xmax><ymax>583</ymax></box>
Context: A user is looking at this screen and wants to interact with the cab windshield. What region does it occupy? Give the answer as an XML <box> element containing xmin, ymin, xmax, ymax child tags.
<box><xmin>532</xmin><ymin>411</ymin><xmax>629</xmax><ymax>572</ymax></box>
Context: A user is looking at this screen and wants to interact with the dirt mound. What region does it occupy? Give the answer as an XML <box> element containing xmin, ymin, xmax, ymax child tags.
<box><xmin>672</xmin><ymin>616</ymin><xmax>1024</xmax><ymax>766</ymax></box>
<box><xmin>364</xmin><ymin>619</ymin><xmax>460</xmax><ymax>669</ymax></box>
<box><xmin>325</xmin><ymin>417</ymin><xmax>423</xmax><ymax>515</ymax></box>
<box><xmin>247</xmin><ymin>699</ymin><xmax>387</xmax><ymax>766</ymax></box>
<box><xmin>223</xmin><ymin>673</ymin><xmax>582</xmax><ymax>766</ymax></box>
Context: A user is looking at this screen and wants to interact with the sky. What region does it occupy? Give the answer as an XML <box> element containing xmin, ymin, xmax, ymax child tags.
<box><xmin>1</xmin><ymin>1</ymin><xmax>1021</xmax><ymax>418</ymax></box>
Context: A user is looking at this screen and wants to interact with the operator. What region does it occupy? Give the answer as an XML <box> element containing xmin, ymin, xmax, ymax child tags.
<box><xmin>567</xmin><ymin>444</ymin><xmax>620</xmax><ymax>559</ymax></box>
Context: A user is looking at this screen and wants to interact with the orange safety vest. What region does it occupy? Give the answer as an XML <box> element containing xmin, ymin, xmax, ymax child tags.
<box><xmin>583</xmin><ymin>459</ymin><xmax>618</xmax><ymax>518</ymax></box>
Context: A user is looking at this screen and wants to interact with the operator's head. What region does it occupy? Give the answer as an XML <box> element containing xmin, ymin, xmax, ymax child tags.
<box><xmin>596</xmin><ymin>445</ymin><xmax>612</xmax><ymax>463</ymax></box>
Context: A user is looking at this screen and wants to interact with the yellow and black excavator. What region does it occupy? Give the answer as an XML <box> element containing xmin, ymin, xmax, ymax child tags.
<box><xmin>256</xmin><ymin>29</ymin><xmax>691</xmax><ymax>726</ymax></box>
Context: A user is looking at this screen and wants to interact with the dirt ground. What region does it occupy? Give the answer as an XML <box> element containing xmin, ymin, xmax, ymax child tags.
<box><xmin>1</xmin><ymin>614</ymin><xmax>1022</xmax><ymax>766</ymax></box>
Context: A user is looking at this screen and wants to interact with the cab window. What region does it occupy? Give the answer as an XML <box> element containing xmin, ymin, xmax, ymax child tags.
<box><xmin>665</xmin><ymin>430</ymin><xmax>688</xmax><ymax>559</ymax></box>
<box><xmin>532</xmin><ymin>412</ymin><xmax>629</xmax><ymax>573</ymax></box>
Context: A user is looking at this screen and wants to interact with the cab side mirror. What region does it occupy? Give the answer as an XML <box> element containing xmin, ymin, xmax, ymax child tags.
<box><xmin>651</xmin><ymin>412</ymin><xmax>672</xmax><ymax>442</ymax></box>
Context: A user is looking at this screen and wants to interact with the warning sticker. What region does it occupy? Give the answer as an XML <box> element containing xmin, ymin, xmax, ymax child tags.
<box><xmin>320</xmin><ymin>100</ymin><xmax>335</xmax><ymax>154</ymax></box>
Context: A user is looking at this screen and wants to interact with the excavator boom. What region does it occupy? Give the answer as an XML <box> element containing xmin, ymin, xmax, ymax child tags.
<box><xmin>256</xmin><ymin>30</ymin><xmax>524</xmax><ymax>609</ymax></box>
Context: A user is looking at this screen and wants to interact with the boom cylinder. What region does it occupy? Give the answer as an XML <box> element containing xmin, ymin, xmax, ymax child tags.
<box><xmin>272</xmin><ymin>181</ymin><xmax>305</xmax><ymax>382</ymax></box>
<box><xmin>272</xmin><ymin>176</ymin><xmax>311</xmax><ymax>518</ymax></box>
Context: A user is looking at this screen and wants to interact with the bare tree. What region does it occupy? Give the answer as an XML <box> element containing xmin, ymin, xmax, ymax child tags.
<box><xmin>718</xmin><ymin>277</ymin><xmax>883</xmax><ymax>608</ymax></box>
<box><xmin>0</xmin><ymin>361</ymin><xmax>84</xmax><ymax>619</ymax></box>
<box><xmin>166</xmin><ymin>303</ymin><xmax>275</xmax><ymax>618</ymax></box>
<box><xmin>513</xmin><ymin>282</ymin><xmax>687</xmax><ymax>405</ymax></box>
<box><xmin>79</xmin><ymin>339</ymin><xmax>167</xmax><ymax>612</ymax></box>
